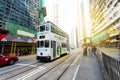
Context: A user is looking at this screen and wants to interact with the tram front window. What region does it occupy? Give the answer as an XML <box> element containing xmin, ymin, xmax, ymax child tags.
<box><xmin>40</xmin><ymin>41</ymin><xmax>44</xmax><ymax>47</ymax></box>
<box><xmin>40</xmin><ymin>25</ymin><xmax>45</xmax><ymax>32</ymax></box>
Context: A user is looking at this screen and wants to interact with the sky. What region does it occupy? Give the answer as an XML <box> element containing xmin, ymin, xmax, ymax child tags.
<box><xmin>44</xmin><ymin>0</ymin><xmax>91</xmax><ymax>46</ymax></box>
<box><xmin>44</xmin><ymin>0</ymin><xmax>78</xmax><ymax>34</ymax></box>
<box><xmin>44</xmin><ymin>0</ymin><xmax>91</xmax><ymax>38</ymax></box>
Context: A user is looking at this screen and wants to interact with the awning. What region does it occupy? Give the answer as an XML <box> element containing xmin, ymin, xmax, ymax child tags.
<box><xmin>1</xmin><ymin>35</ymin><xmax>36</xmax><ymax>43</ymax></box>
<box><xmin>0</xmin><ymin>34</ymin><xmax>7</xmax><ymax>41</ymax></box>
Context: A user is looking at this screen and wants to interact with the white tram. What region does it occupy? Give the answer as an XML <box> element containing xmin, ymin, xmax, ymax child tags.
<box><xmin>36</xmin><ymin>21</ymin><xmax>70</xmax><ymax>61</ymax></box>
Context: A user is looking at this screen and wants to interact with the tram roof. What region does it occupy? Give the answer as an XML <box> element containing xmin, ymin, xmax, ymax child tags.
<box><xmin>40</xmin><ymin>21</ymin><xmax>69</xmax><ymax>37</ymax></box>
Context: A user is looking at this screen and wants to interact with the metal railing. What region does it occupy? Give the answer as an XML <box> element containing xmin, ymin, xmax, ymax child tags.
<box><xmin>102</xmin><ymin>53</ymin><xmax>120</xmax><ymax>80</ymax></box>
<box><xmin>96</xmin><ymin>49</ymin><xmax>120</xmax><ymax>80</ymax></box>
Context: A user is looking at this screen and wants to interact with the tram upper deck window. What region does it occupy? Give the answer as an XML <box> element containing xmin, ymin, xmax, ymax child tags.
<box><xmin>40</xmin><ymin>25</ymin><xmax>45</xmax><ymax>32</ymax></box>
<box><xmin>46</xmin><ymin>24</ymin><xmax>50</xmax><ymax>31</ymax></box>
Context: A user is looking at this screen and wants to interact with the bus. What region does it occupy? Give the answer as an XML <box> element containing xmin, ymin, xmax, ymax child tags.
<box><xmin>36</xmin><ymin>21</ymin><xmax>70</xmax><ymax>61</ymax></box>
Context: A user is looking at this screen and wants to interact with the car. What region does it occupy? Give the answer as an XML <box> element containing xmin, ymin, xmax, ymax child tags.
<box><xmin>0</xmin><ymin>54</ymin><xmax>18</xmax><ymax>67</ymax></box>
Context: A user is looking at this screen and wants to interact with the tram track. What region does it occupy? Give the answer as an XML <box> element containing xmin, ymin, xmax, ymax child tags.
<box><xmin>56</xmin><ymin>62</ymin><xmax>72</xmax><ymax>80</ymax></box>
<box><xmin>0</xmin><ymin>60</ymin><xmax>38</xmax><ymax>75</ymax></box>
<box><xmin>56</xmin><ymin>53</ymin><xmax>82</xmax><ymax>80</ymax></box>
<box><xmin>35</xmin><ymin>54</ymin><xmax>79</xmax><ymax>80</ymax></box>
<box><xmin>35</xmin><ymin>59</ymin><xmax>65</xmax><ymax>80</ymax></box>
<box><xmin>1</xmin><ymin>61</ymin><xmax>45</xmax><ymax>80</ymax></box>
<box><xmin>5</xmin><ymin>54</ymin><xmax>70</xmax><ymax>80</ymax></box>
<box><xmin>1</xmin><ymin>52</ymin><xmax>81</xmax><ymax>80</ymax></box>
<box><xmin>12</xmin><ymin>54</ymin><xmax>71</xmax><ymax>80</ymax></box>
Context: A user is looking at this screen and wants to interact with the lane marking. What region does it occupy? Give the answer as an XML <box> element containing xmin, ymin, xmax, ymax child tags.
<box><xmin>17</xmin><ymin>66</ymin><xmax>46</xmax><ymax>80</ymax></box>
<box><xmin>0</xmin><ymin>75</ymin><xmax>4</xmax><ymax>80</ymax></box>
<box><xmin>73</xmin><ymin>54</ymin><xmax>81</xmax><ymax>64</ymax></box>
<box><xmin>73</xmin><ymin>53</ymin><xmax>83</xmax><ymax>80</ymax></box>
<box><xmin>56</xmin><ymin>55</ymin><xmax>69</xmax><ymax>62</ymax></box>
<box><xmin>72</xmin><ymin>65</ymin><xmax>80</xmax><ymax>80</ymax></box>
<box><xmin>0</xmin><ymin>61</ymin><xmax>37</xmax><ymax>75</ymax></box>
<box><xmin>65</xmin><ymin>56</ymin><xmax>72</xmax><ymax>62</ymax></box>
<box><xmin>15</xmin><ymin>63</ymin><xmax>37</xmax><ymax>67</ymax></box>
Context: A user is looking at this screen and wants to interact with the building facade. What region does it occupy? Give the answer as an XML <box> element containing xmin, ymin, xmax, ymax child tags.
<box><xmin>0</xmin><ymin>0</ymin><xmax>40</xmax><ymax>30</ymax></box>
<box><xmin>70</xmin><ymin>27</ymin><xmax>77</xmax><ymax>49</ymax></box>
<box><xmin>0</xmin><ymin>0</ymin><xmax>45</xmax><ymax>55</ymax></box>
<box><xmin>44</xmin><ymin>0</ymin><xmax>59</xmax><ymax>26</ymax></box>
<box><xmin>76</xmin><ymin>0</ymin><xmax>91</xmax><ymax>47</ymax></box>
<box><xmin>90</xmin><ymin>0</ymin><xmax>120</xmax><ymax>48</ymax></box>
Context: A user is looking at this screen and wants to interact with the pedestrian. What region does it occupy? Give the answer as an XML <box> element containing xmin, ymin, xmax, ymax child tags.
<box><xmin>118</xmin><ymin>43</ymin><xmax>120</xmax><ymax>49</ymax></box>
<box><xmin>83</xmin><ymin>46</ymin><xmax>87</xmax><ymax>56</ymax></box>
<box><xmin>89</xmin><ymin>46</ymin><xmax>93</xmax><ymax>56</ymax></box>
<box><xmin>117</xmin><ymin>43</ymin><xmax>120</xmax><ymax>58</ymax></box>
<box><xmin>92</xmin><ymin>45</ymin><xmax>96</xmax><ymax>55</ymax></box>
<box><xmin>16</xmin><ymin>49</ymin><xmax>20</xmax><ymax>56</ymax></box>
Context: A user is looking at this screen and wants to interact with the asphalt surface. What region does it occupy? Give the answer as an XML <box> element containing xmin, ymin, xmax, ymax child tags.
<box><xmin>75</xmin><ymin>55</ymin><xmax>104</xmax><ymax>80</ymax></box>
<box><xmin>0</xmin><ymin>48</ymin><xmax>105</xmax><ymax>80</ymax></box>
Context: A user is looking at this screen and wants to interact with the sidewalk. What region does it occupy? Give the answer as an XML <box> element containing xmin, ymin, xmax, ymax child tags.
<box><xmin>97</xmin><ymin>47</ymin><xmax>120</xmax><ymax>60</ymax></box>
<box><xmin>18</xmin><ymin>54</ymin><xmax>36</xmax><ymax>60</ymax></box>
<box><xmin>75</xmin><ymin>55</ymin><xmax>104</xmax><ymax>80</ymax></box>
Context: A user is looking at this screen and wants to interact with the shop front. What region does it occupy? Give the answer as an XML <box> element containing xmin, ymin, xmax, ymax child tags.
<box><xmin>0</xmin><ymin>22</ymin><xmax>37</xmax><ymax>56</ymax></box>
<box><xmin>108</xmin><ymin>28</ymin><xmax>120</xmax><ymax>48</ymax></box>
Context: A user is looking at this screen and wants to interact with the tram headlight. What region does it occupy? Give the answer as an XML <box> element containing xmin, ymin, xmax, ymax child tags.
<box><xmin>40</xmin><ymin>52</ymin><xmax>43</xmax><ymax>55</ymax></box>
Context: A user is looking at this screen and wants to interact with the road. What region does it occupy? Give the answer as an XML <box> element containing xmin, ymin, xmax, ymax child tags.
<box><xmin>0</xmin><ymin>48</ymin><xmax>83</xmax><ymax>80</ymax></box>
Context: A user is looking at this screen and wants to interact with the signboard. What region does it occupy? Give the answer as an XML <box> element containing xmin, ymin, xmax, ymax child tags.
<box><xmin>108</xmin><ymin>29</ymin><xmax>116</xmax><ymax>34</ymax></box>
<box><xmin>17</xmin><ymin>30</ymin><xmax>35</xmax><ymax>38</ymax></box>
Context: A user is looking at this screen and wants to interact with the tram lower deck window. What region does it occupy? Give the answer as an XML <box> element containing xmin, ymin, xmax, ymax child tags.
<box><xmin>45</xmin><ymin>40</ymin><xmax>49</xmax><ymax>47</ymax></box>
<box><xmin>37</xmin><ymin>40</ymin><xmax>49</xmax><ymax>48</ymax></box>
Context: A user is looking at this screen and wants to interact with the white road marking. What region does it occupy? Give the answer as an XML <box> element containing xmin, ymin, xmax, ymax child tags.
<box><xmin>72</xmin><ymin>53</ymin><xmax>83</xmax><ymax>80</ymax></box>
<box><xmin>15</xmin><ymin>63</ymin><xmax>37</xmax><ymax>67</ymax></box>
<box><xmin>0</xmin><ymin>61</ymin><xmax>37</xmax><ymax>75</ymax></box>
<box><xmin>17</xmin><ymin>66</ymin><xmax>46</xmax><ymax>80</ymax></box>
<box><xmin>72</xmin><ymin>65</ymin><xmax>80</xmax><ymax>80</ymax></box>
<box><xmin>0</xmin><ymin>75</ymin><xmax>4</xmax><ymax>80</ymax></box>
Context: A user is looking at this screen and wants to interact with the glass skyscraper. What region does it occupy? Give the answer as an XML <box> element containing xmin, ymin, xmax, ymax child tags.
<box><xmin>0</xmin><ymin>0</ymin><xmax>39</xmax><ymax>30</ymax></box>
<box><xmin>0</xmin><ymin>0</ymin><xmax>45</xmax><ymax>56</ymax></box>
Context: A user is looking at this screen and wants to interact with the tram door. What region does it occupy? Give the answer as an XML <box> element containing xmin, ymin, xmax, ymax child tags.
<box><xmin>51</xmin><ymin>41</ymin><xmax>56</xmax><ymax>58</ymax></box>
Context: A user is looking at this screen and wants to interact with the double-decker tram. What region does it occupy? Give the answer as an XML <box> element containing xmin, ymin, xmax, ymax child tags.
<box><xmin>36</xmin><ymin>21</ymin><xmax>70</xmax><ymax>61</ymax></box>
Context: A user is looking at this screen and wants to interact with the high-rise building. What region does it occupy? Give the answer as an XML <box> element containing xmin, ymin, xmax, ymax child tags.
<box><xmin>70</xmin><ymin>27</ymin><xmax>77</xmax><ymax>48</ymax></box>
<box><xmin>76</xmin><ymin>0</ymin><xmax>91</xmax><ymax>47</ymax></box>
<box><xmin>90</xmin><ymin>0</ymin><xmax>120</xmax><ymax>48</ymax></box>
<box><xmin>0</xmin><ymin>0</ymin><xmax>39</xmax><ymax>30</ymax></box>
<box><xmin>45</xmin><ymin>0</ymin><xmax>59</xmax><ymax>26</ymax></box>
<box><xmin>53</xmin><ymin>3</ymin><xmax>59</xmax><ymax>26</ymax></box>
<box><xmin>0</xmin><ymin>0</ymin><xmax>44</xmax><ymax>55</ymax></box>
